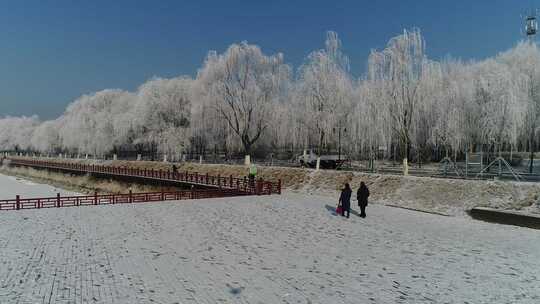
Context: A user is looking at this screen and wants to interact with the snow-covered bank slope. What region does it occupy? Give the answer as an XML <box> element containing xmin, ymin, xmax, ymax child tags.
<box><xmin>10</xmin><ymin>157</ymin><xmax>540</xmax><ymax>216</ymax></box>
<box><xmin>1</xmin><ymin>194</ymin><xmax>539</xmax><ymax>303</ymax></box>
<box><xmin>293</xmin><ymin>170</ymin><xmax>540</xmax><ymax>216</ymax></box>
<box><xmin>0</xmin><ymin>165</ymin><xmax>187</xmax><ymax>195</ymax></box>
<box><xmin>0</xmin><ymin>173</ymin><xmax>79</xmax><ymax>199</ymax></box>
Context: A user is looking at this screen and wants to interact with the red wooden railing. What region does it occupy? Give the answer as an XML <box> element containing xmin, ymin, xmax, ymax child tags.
<box><xmin>6</xmin><ymin>158</ymin><xmax>281</xmax><ymax>195</ymax></box>
<box><xmin>0</xmin><ymin>189</ymin><xmax>247</xmax><ymax>211</ymax></box>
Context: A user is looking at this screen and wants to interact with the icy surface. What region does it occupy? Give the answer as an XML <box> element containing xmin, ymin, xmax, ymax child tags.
<box><xmin>0</xmin><ymin>173</ymin><xmax>79</xmax><ymax>199</ymax></box>
<box><xmin>0</xmin><ymin>194</ymin><xmax>539</xmax><ymax>303</ymax></box>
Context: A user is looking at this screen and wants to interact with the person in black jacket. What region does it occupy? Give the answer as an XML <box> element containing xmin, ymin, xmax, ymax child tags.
<box><xmin>357</xmin><ymin>182</ymin><xmax>370</xmax><ymax>218</ymax></box>
<box><xmin>339</xmin><ymin>183</ymin><xmax>352</xmax><ymax>218</ymax></box>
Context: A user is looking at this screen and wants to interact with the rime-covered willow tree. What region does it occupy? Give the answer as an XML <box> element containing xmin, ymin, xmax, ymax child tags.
<box><xmin>59</xmin><ymin>89</ymin><xmax>133</xmax><ymax>156</ymax></box>
<box><xmin>30</xmin><ymin>119</ymin><xmax>62</xmax><ymax>153</ymax></box>
<box><xmin>196</xmin><ymin>42</ymin><xmax>290</xmax><ymax>155</ymax></box>
<box><xmin>434</xmin><ymin>60</ymin><xmax>473</xmax><ymax>156</ymax></box>
<box><xmin>295</xmin><ymin>31</ymin><xmax>353</xmax><ymax>154</ymax></box>
<box><xmin>133</xmin><ymin>77</ymin><xmax>192</xmax><ymax>158</ymax></box>
<box><xmin>367</xmin><ymin>29</ymin><xmax>428</xmax><ymax>162</ymax></box>
<box><xmin>0</xmin><ymin>116</ymin><xmax>39</xmax><ymax>152</ymax></box>
<box><xmin>472</xmin><ymin>60</ymin><xmax>521</xmax><ymax>156</ymax></box>
<box><xmin>499</xmin><ymin>42</ymin><xmax>540</xmax><ymax>172</ymax></box>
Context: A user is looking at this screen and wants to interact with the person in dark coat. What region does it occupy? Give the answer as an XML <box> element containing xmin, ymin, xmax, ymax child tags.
<box><xmin>172</xmin><ymin>164</ymin><xmax>178</xmax><ymax>178</ymax></box>
<box><xmin>339</xmin><ymin>183</ymin><xmax>352</xmax><ymax>218</ymax></box>
<box><xmin>357</xmin><ymin>182</ymin><xmax>370</xmax><ymax>218</ymax></box>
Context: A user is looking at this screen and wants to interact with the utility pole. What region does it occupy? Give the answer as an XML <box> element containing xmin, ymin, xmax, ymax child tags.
<box><xmin>524</xmin><ymin>8</ymin><xmax>538</xmax><ymax>173</ymax></box>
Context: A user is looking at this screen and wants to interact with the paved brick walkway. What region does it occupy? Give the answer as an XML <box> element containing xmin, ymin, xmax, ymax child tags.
<box><xmin>1</xmin><ymin>194</ymin><xmax>539</xmax><ymax>303</ymax></box>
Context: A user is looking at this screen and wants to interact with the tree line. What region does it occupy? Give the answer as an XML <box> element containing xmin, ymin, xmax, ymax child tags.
<box><xmin>2</xmin><ymin>29</ymin><xmax>540</xmax><ymax>168</ymax></box>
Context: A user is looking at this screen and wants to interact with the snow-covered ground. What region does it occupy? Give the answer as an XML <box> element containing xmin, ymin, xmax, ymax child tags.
<box><xmin>0</xmin><ymin>194</ymin><xmax>539</xmax><ymax>304</ymax></box>
<box><xmin>0</xmin><ymin>173</ymin><xmax>79</xmax><ymax>199</ymax></box>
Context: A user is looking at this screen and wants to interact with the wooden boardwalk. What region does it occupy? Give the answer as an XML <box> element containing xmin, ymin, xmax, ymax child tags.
<box><xmin>6</xmin><ymin>158</ymin><xmax>281</xmax><ymax>195</ymax></box>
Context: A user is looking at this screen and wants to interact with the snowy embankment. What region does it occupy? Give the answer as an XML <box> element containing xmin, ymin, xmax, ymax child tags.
<box><xmin>1</xmin><ymin>194</ymin><xmax>539</xmax><ymax>303</ymax></box>
<box><xmin>8</xmin><ymin>157</ymin><xmax>540</xmax><ymax>216</ymax></box>
<box><xmin>293</xmin><ymin>170</ymin><xmax>540</xmax><ymax>217</ymax></box>
<box><xmin>0</xmin><ymin>173</ymin><xmax>79</xmax><ymax>199</ymax></box>
<box><xmin>0</xmin><ymin>164</ymin><xmax>186</xmax><ymax>195</ymax></box>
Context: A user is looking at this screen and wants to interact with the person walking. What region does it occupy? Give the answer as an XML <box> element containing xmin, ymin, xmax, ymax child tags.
<box><xmin>339</xmin><ymin>183</ymin><xmax>352</xmax><ymax>218</ymax></box>
<box><xmin>248</xmin><ymin>163</ymin><xmax>257</xmax><ymax>189</ymax></box>
<box><xmin>249</xmin><ymin>163</ymin><xmax>257</xmax><ymax>179</ymax></box>
<box><xmin>171</xmin><ymin>164</ymin><xmax>178</xmax><ymax>179</ymax></box>
<box><xmin>357</xmin><ymin>182</ymin><xmax>370</xmax><ymax>218</ymax></box>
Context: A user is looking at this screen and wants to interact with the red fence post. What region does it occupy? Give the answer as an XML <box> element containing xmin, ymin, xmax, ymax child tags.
<box><xmin>230</xmin><ymin>175</ymin><xmax>233</xmax><ymax>188</ymax></box>
<box><xmin>56</xmin><ymin>193</ymin><xmax>61</xmax><ymax>208</ymax></box>
<box><xmin>129</xmin><ymin>190</ymin><xmax>133</xmax><ymax>203</ymax></box>
<box><xmin>278</xmin><ymin>179</ymin><xmax>282</xmax><ymax>195</ymax></box>
<box><xmin>94</xmin><ymin>191</ymin><xmax>98</xmax><ymax>205</ymax></box>
<box><xmin>16</xmin><ymin>195</ymin><xmax>20</xmax><ymax>210</ymax></box>
<box><xmin>256</xmin><ymin>179</ymin><xmax>262</xmax><ymax>196</ymax></box>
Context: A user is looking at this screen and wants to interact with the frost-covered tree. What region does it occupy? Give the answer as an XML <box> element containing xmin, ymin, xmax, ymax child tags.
<box><xmin>471</xmin><ymin>59</ymin><xmax>521</xmax><ymax>156</ymax></box>
<box><xmin>295</xmin><ymin>31</ymin><xmax>353</xmax><ymax>155</ymax></box>
<box><xmin>498</xmin><ymin>41</ymin><xmax>540</xmax><ymax>172</ymax></box>
<box><xmin>59</xmin><ymin>89</ymin><xmax>134</xmax><ymax>156</ymax></box>
<box><xmin>436</xmin><ymin>60</ymin><xmax>474</xmax><ymax>155</ymax></box>
<box><xmin>368</xmin><ymin>28</ymin><xmax>428</xmax><ymax>162</ymax></box>
<box><xmin>133</xmin><ymin>77</ymin><xmax>193</xmax><ymax>158</ymax></box>
<box><xmin>351</xmin><ymin>80</ymin><xmax>388</xmax><ymax>159</ymax></box>
<box><xmin>31</xmin><ymin>120</ymin><xmax>62</xmax><ymax>153</ymax></box>
<box><xmin>0</xmin><ymin>116</ymin><xmax>40</xmax><ymax>152</ymax></box>
<box><xmin>196</xmin><ymin>42</ymin><xmax>290</xmax><ymax>155</ymax></box>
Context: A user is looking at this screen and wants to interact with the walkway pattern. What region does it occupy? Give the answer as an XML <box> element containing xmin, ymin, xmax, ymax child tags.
<box><xmin>1</xmin><ymin>194</ymin><xmax>539</xmax><ymax>303</ymax></box>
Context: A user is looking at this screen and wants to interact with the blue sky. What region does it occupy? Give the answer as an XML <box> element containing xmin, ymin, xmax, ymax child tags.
<box><xmin>0</xmin><ymin>0</ymin><xmax>532</xmax><ymax>119</ymax></box>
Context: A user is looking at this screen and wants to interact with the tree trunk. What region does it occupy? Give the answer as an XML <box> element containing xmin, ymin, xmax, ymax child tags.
<box><xmin>529</xmin><ymin>136</ymin><xmax>535</xmax><ymax>174</ymax></box>
<box><xmin>242</xmin><ymin>140</ymin><xmax>252</xmax><ymax>157</ymax></box>
<box><xmin>317</xmin><ymin>130</ymin><xmax>325</xmax><ymax>156</ymax></box>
